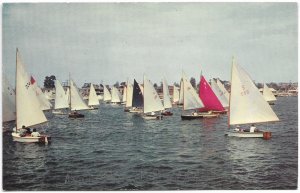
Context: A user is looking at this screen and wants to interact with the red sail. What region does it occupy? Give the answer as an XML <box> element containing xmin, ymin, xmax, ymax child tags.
<box><xmin>199</xmin><ymin>75</ymin><xmax>225</xmax><ymax>112</ymax></box>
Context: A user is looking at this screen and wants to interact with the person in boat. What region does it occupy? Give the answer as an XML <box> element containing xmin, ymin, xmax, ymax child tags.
<box><xmin>19</xmin><ymin>125</ymin><xmax>27</xmax><ymax>137</ymax></box>
<box><xmin>31</xmin><ymin>128</ymin><xmax>41</xmax><ymax>137</ymax></box>
<box><xmin>234</xmin><ymin>125</ymin><xmax>244</xmax><ymax>132</ymax></box>
<box><xmin>151</xmin><ymin>112</ymin><xmax>155</xmax><ymax>116</ymax></box>
<box><xmin>25</xmin><ymin>127</ymin><xmax>32</xmax><ymax>135</ymax></box>
<box><xmin>193</xmin><ymin>110</ymin><xmax>198</xmax><ymax>116</ymax></box>
<box><xmin>250</xmin><ymin>124</ymin><xmax>256</xmax><ymax>133</ymax></box>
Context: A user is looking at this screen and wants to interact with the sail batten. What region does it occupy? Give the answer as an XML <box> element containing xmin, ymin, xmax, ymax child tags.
<box><xmin>229</xmin><ymin>62</ymin><xmax>279</xmax><ymax>125</ymax></box>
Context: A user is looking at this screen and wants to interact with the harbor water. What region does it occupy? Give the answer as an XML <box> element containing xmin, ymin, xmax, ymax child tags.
<box><xmin>2</xmin><ymin>97</ymin><xmax>298</xmax><ymax>190</ymax></box>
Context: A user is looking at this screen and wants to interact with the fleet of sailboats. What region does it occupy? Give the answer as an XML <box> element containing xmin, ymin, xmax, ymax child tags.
<box><xmin>3</xmin><ymin>49</ymin><xmax>281</xmax><ymax>143</ymax></box>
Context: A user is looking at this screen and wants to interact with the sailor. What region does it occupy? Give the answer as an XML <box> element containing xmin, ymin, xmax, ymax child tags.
<box><xmin>31</xmin><ymin>128</ymin><xmax>41</xmax><ymax>137</ymax></box>
<box><xmin>250</xmin><ymin>124</ymin><xmax>256</xmax><ymax>133</ymax></box>
<box><xmin>25</xmin><ymin>127</ymin><xmax>32</xmax><ymax>135</ymax></box>
<box><xmin>20</xmin><ymin>125</ymin><xmax>27</xmax><ymax>136</ymax></box>
<box><xmin>151</xmin><ymin>112</ymin><xmax>155</xmax><ymax>116</ymax></box>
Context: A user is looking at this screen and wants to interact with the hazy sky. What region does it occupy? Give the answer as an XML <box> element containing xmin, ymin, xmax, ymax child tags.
<box><xmin>2</xmin><ymin>3</ymin><xmax>298</xmax><ymax>87</ymax></box>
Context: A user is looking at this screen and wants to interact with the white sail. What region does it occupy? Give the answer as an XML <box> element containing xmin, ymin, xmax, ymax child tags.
<box><xmin>111</xmin><ymin>86</ymin><xmax>121</xmax><ymax>103</ymax></box>
<box><xmin>179</xmin><ymin>79</ymin><xmax>184</xmax><ymax>104</ymax></box>
<box><xmin>183</xmin><ymin>76</ymin><xmax>204</xmax><ymax>110</ymax></box>
<box><xmin>31</xmin><ymin>78</ymin><xmax>52</xmax><ymax>111</ymax></box>
<box><xmin>122</xmin><ymin>86</ymin><xmax>127</xmax><ymax>102</ymax></box>
<box><xmin>125</xmin><ymin>83</ymin><xmax>133</xmax><ymax>107</ymax></box>
<box><xmin>163</xmin><ymin>78</ymin><xmax>172</xmax><ymax>109</ymax></box>
<box><xmin>216</xmin><ymin>79</ymin><xmax>230</xmax><ymax>102</ymax></box>
<box><xmin>173</xmin><ymin>85</ymin><xmax>180</xmax><ymax>103</ymax></box>
<box><xmin>139</xmin><ymin>84</ymin><xmax>144</xmax><ymax>95</ymax></box>
<box><xmin>263</xmin><ymin>83</ymin><xmax>277</xmax><ymax>102</ymax></box>
<box><xmin>88</xmin><ymin>84</ymin><xmax>100</xmax><ymax>106</ymax></box>
<box><xmin>143</xmin><ymin>76</ymin><xmax>164</xmax><ymax>113</ymax></box>
<box><xmin>54</xmin><ymin>80</ymin><xmax>69</xmax><ymax>109</ymax></box>
<box><xmin>16</xmin><ymin>50</ymin><xmax>47</xmax><ymax>129</ymax></box>
<box><xmin>103</xmin><ymin>85</ymin><xmax>112</xmax><ymax>102</ymax></box>
<box><xmin>229</xmin><ymin>62</ymin><xmax>279</xmax><ymax>125</ymax></box>
<box><xmin>210</xmin><ymin>79</ymin><xmax>229</xmax><ymax>108</ymax></box>
<box><xmin>70</xmin><ymin>79</ymin><xmax>89</xmax><ymax>111</ymax></box>
<box><xmin>2</xmin><ymin>76</ymin><xmax>16</xmax><ymax>122</ymax></box>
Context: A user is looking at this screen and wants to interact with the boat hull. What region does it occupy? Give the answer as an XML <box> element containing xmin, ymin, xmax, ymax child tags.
<box><xmin>225</xmin><ymin>131</ymin><xmax>269</xmax><ymax>138</ymax></box>
<box><xmin>68</xmin><ymin>113</ymin><xmax>85</xmax><ymax>118</ymax></box>
<box><xmin>161</xmin><ymin>111</ymin><xmax>173</xmax><ymax>116</ymax></box>
<box><xmin>12</xmin><ymin>132</ymin><xmax>51</xmax><ymax>143</ymax></box>
<box><xmin>143</xmin><ymin>115</ymin><xmax>163</xmax><ymax>120</ymax></box>
<box><xmin>52</xmin><ymin>110</ymin><xmax>67</xmax><ymax>115</ymax></box>
<box><xmin>181</xmin><ymin>113</ymin><xmax>219</xmax><ymax>120</ymax></box>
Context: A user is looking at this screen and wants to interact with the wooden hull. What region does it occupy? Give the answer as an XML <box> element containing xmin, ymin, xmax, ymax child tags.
<box><xmin>68</xmin><ymin>113</ymin><xmax>84</xmax><ymax>118</ymax></box>
<box><xmin>161</xmin><ymin>111</ymin><xmax>173</xmax><ymax>116</ymax></box>
<box><xmin>12</xmin><ymin>132</ymin><xmax>51</xmax><ymax>143</ymax></box>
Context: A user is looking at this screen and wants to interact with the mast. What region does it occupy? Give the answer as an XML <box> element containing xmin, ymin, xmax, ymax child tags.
<box><xmin>143</xmin><ymin>75</ymin><xmax>145</xmax><ymax>113</ymax></box>
<box><xmin>15</xmin><ymin>48</ymin><xmax>18</xmax><ymax>130</ymax></box>
<box><xmin>69</xmin><ymin>73</ymin><xmax>71</xmax><ymax>111</ymax></box>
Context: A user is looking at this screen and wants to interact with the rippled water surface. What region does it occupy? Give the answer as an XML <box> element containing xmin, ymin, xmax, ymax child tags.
<box><xmin>3</xmin><ymin>97</ymin><xmax>298</xmax><ymax>190</ymax></box>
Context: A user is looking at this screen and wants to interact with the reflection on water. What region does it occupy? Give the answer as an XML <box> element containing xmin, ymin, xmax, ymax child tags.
<box><xmin>3</xmin><ymin>97</ymin><xmax>298</xmax><ymax>190</ymax></box>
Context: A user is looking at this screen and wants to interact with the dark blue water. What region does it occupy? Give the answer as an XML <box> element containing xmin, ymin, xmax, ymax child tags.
<box><xmin>2</xmin><ymin>97</ymin><xmax>298</xmax><ymax>190</ymax></box>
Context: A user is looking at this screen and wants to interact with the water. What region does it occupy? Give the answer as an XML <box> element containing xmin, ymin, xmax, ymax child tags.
<box><xmin>2</xmin><ymin>97</ymin><xmax>298</xmax><ymax>190</ymax></box>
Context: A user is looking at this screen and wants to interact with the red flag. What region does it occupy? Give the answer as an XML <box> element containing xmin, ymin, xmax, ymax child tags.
<box><xmin>30</xmin><ymin>76</ymin><xmax>36</xmax><ymax>85</ymax></box>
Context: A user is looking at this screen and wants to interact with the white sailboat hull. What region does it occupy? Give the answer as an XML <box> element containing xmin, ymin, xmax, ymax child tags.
<box><xmin>52</xmin><ymin>109</ymin><xmax>67</xmax><ymax>115</ymax></box>
<box><xmin>225</xmin><ymin>131</ymin><xmax>265</xmax><ymax>138</ymax></box>
<box><xmin>12</xmin><ymin>132</ymin><xmax>51</xmax><ymax>143</ymax></box>
<box><xmin>129</xmin><ymin>108</ymin><xmax>143</xmax><ymax>114</ymax></box>
<box><xmin>142</xmin><ymin>114</ymin><xmax>163</xmax><ymax>120</ymax></box>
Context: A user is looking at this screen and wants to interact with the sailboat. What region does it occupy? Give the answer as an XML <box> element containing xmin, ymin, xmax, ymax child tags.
<box><xmin>68</xmin><ymin>79</ymin><xmax>90</xmax><ymax>118</ymax></box>
<box><xmin>53</xmin><ymin>80</ymin><xmax>69</xmax><ymax>114</ymax></box>
<box><xmin>161</xmin><ymin>78</ymin><xmax>173</xmax><ymax>116</ymax></box>
<box><xmin>178</xmin><ymin>78</ymin><xmax>184</xmax><ymax>106</ymax></box>
<box><xmin>111</xmin><ymin>86</ymin><xmax>122</xmax><ymax>105</ymax></box>
<box><xmin>198</xmin><ymin>75</ymin><xmax>225</xmax><ymax>116</ymax></box>
<box><xmin>142</xmin><ymin>75</ymin><xmax>164</xmax><ymax>120</ymax></box>
<box><xmin>124</xmin><ymin>82</ymin><xmax>133</xmax><ymax>112</ymax></box>
<box><xmin>210</xmin><ymin>79</ymin><xmax>229</xmax><ymax>109</ymax></box>
<box><xmin>262</xmin><ymin>83</ymin><xmax>277</xmax><ymax>105</ymax></box>
<box><xmin>103</xmin><ymin>85</ymin><xmax>112</xmax><ymax>103</ymax></box>
<box><xmin>88</xmin><ymin>83</ymin><xmax>100</xmax><ymax>109</ymax></box>
<box><xmin>180</xmin><ymin>73</ymin><xmax>206</xmax><ymax>120</ymax></box>
<box><xmin>172</xmin><ymin>85</ymin><xmax>180</xmax><ymax>105</ymax></box>
<box><xmin>129</xmin><ymin>79</ymin><xmax>143</xmax><ymax>113</ymax></box>
<box><xmin>11</xmin><ymin>49</ymin><xmax>51</xmax><ymax>143</ymax></box>
<box><xmin>2</xmin><ymin>75</ymin><xmax>16</xmax><ymax>122</ymax></box>
<box><xmin>225</xmin><ymin>59</ymin><xmax>279</xmax><ymax>139</ymax></box>
<box><xmin>31</xmin><ymin>76</ymin><xmax>52</xmax><ymax>111</ymax></box>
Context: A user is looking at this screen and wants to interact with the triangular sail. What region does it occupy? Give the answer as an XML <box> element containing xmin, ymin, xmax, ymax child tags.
<box><xmin>183</xmin><ymin>76</ymin><xmax>204</xmax><ymax>110</ymax></box>
<box><xmin>111</xmin><ymin>86</ymin><xmax>122</xmax><ymax>103</ymax></box>
<box><xmin>143</xmin><ymin>76</ymin><xmax>164</xmax><ymax>113</ymax></box>
<box><xmin>139</xmin><ymin>84</ymin><xmax>144</xmax><ymax>95</ymax></box>
<box><xmin>199</xmin><ymin>75</ymin><xmax>225</xmax><ymax>112</ymax></box>
<box><xmin>132</xmin><ymin>79</ymin><xmax>143</xmax><ymax>108</ymax></box>
<box><xmin>16</xmin><ymin>49</ymin><xmax>47</xmax><ymax>129</ymax></box>
<box><xmin>173</xmin><ymin>85</ymin><xmax>180</xmax><ymax>104</ymax></box>
<box><xmin>2</xmin><ymin>75</ymin><xmax>16</xmax><ymax>122</ymax></box>
<box><xmin>229</xmin><ymin>62</ymin><xmax>279</xmax><ymax>125</ymax></box>
<box><xmin>210</xmin><ymin>79</ymin><xmax>229</xmax><ymax>108</ymax></box>
<box><xmin>31</xmin><ymin>76</ymin><xmax>52</xmax><ymax>111</ymax></box>
<box><xmin>88</xmin><ymin>84</ymin><xmax>100</xmax><ymax>106</ymax></box>
<box><xmin>54</xmin><ymin>80</ymin><xmax>69</xmax><ymax>109</ymax></box>
<box><xmin>216</xmin><ymin>79</ymin><xmax>230</xmax><ymax>102</ymax></box>
<box><xmin>122</xmin><ymin>86</ymin><xmax>127</xmax><ymax>102</ymax></box>
<box><xmin>179</xmin><ymin>79</ymin><xmax>184</xmax><ymax>104</ymax></box>
<box><xmin>125</xmin><ymin>83</ymin><xmax>133</xmax><ymax>108</ymax></box>
<box><xmin>70</xmin><ymin>79</ymin><xmax>89</xmax><ymax>111</ymax></box>
<box><xmin>163</xmin><ymin>78</ymin><xmax>172</xmax><ymax>109</ymax></box>
<box><xmin>263</xmin><ymin>83</ymin><xmax>277</xmax><ymax>102</ymax></box>
<box><xmin>103</xmin><ymin>85</ymin><xmax>112</xmax><ymax>102</ymax></box>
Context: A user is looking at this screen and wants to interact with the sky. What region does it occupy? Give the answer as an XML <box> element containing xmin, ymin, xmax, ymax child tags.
<box><xmin>2</xmin><ymin>2</ymin><xmax>298</xmax><ymax>87</ymax></box>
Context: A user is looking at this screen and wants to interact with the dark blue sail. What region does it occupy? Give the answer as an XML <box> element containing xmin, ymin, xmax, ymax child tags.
<box><xmin>132</xmin><ymin>79</ymin><xmax>143</xmax><ymax>108</ymax></box>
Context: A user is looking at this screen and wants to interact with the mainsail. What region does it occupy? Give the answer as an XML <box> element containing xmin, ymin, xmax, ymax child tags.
<box><xmin>216</xmin><ymin>79</ymin><xmax>230</xmax><ymax>102</ymax></box>
<box><xmin>125</xmin><ymin>83</ymin><xmax>133</xmax><ymax>108</ymax></box>
<box><xmin>111</xmin><ymin>86</ymin><xmax>122</xmax><ymax>103</ymax></box>
<box><xmin>163</xmin><ymin>78</ymin><xmax>172</xmax><ymax>109</ymax></box>
<box><xmin>88</xmin><ymin>84</ymin><xmax>100</xmax><ymax>106</ymax></box>
<box><xmin>229</xmin><ymin>61</ymin><xmax>279</xmax><ymax>125</ymax></box>
<box><xmin>31</xmin><ymin>76</ymin><xmax>52</xmax><ymax>110</ymax></box>
<box><xmin>173</xmin><ymin>85</ymin><xmax>180</xmax><ymax>104</ymax></box>
<box><xmin>143</xmin><ymin>76</ymin><xmax>164</xmax><ymax>113</ymax></box>
<box><xmin>2</xmin><ymin>75</ymin><xmax>16</xmax><ymax>122</ymax></box>
<box><xmin>16</xmin><ymin>49</ymin><xmax>47</xmax><ymax>129</ymax></box>
<box><xmin>262</xmin><ymin>83</ymin><xmax>277</xmax><ymax>102</ymax></box>
<box><xmin>70</xmin><ymin>79</ymin><xmax>89</xmax><ymax>111</ymax></box>
<box><xmin>183</xmin><ymin>76</ymin><xmax>204</xmax><ymax>111</ymax></box>
<box><xmin>199</xmin><ymin>75</ymin><xmax>225</xmax><ymax>112</ymax></box>
<box><xmin>54</xmin><ymin>80</ymin><xmax>69</xmax><ymax>109</ymax></box>
<box><xmin>122</xmin><ymin>86</ymin><xmax>127</xmax><ymax>102</ymax></box>
<box><xmin>210</xmin><ymin>79</ymin><xmax>229</xmax><ymax>108</ymax></box>
<box><xmin>103</xmin><ymin>85</ymin><xmax>112</xmax><ymax>102</ymax></box>
<box><xmin>132</xmin><ymin>79</ymin><xmax>143</xmax><ymax>108</ymax></box>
